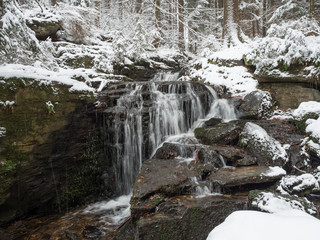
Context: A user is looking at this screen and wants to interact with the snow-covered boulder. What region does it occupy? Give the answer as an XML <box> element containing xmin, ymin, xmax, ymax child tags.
<box><xmin>240</xmin><ymin>122</ymin><xmax>288</xmax><ymax>166</ymax></box>
<box><xmin>25</xmin><ymin>10</ymin><xmax>61</xmax><ymax>40</ymax></box>
<box><xmin>206</xmin><ymin>210</ymin><xmax>320</xmax><ymax>240</ymax></box>
<box><xmin>278</xmin><ymin>173</ymin><xmax>320</xmax><ymax>196</ymax></box>
<box><xmin>249</xmin><ymin>190</ymin><xmax>317</xmax><ymax>215</ymax></box>
<box><xmin>238</xmin><ymin>90</ymin><xmax>272</xmax><ymax>119</ymax></box>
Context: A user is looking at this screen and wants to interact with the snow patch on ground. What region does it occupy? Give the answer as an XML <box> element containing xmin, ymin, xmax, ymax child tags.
<box><xmin>207</xmin><ymin>210</ymin><xmax>320</xmax><ymax>240</ymax></box>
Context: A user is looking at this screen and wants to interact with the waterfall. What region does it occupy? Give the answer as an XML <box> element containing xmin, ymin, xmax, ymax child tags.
<box><xmin>110</xmin><ymin>72</ymin><xmax>217</xmax><ymax>195</ymax></box>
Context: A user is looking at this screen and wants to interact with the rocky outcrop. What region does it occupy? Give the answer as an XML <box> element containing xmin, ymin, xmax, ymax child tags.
<box><xmin>26</xmin><ymin>16</ymin><xmax>61</xmax><ymax>40</ymax></box>
<box><xmin>0</xmin><ymin>77</ymin><xmax>114</xmax><ymax>225</ymax></box>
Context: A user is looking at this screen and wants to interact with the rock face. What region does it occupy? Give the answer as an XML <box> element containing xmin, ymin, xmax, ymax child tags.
<box><xmin>0</xmin><ymin>77</ymin><xmax>113</xmax><ymax>224</ymax></box>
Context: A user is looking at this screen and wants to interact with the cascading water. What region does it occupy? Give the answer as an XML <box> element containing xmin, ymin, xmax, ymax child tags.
<box><xmin>83</xmin><ymin>71</ymin><xmax>237</xmax><ymax>227</ymax></box>
<box><xmin>111</xmin><ymin>72</ymin><xmax>217</xmax><ymax>195</ymax></box>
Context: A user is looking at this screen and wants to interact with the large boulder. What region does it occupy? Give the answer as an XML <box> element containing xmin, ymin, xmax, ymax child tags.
<box><xmin>135</xmin><ymin>195</ymin><xmax>248</xmax><ymax>240</ymax></box>
<box><xmin>26</xmin><ymin>13</ymin><xmax>61</xmax><ymax>40</ymax></box>
<box><xmin>209</xmin><ymin>166</ymin><xmax>286</xmax><ymax>192</ymax></box>
<box><xmin>240</xmin><ymin>122</ymin><xmax>288</xmax><ymax>166</ymax></box>
<box><xmin>194</xmin><ymin>120</ymin><xmax>245</xmax><ymax>145</ymax></box>
<box><xmin>238</xmin><ymin>90</ymin><xmax>272</xmax><ymax>119</ymax></box>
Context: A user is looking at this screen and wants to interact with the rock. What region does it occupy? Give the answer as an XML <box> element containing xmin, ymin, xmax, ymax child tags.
<box><xmin>0</xmin><ymin>78</ymin><xmax>114</xmax><ymax>225</ymax></box>
<box><xmin>135</xmin><ymin>195</ymin><xmax>248</xmax><ymax>240</ymax></box>
<box><xmin>82</xmin><ymin>226</ymin><xmax>105</xmax><ymax>239</ymax></box>
<box><xmin>153</xmin><ymin>143</ymin><xmax>195</xmax><ymax>159</ymax></box>
<box><xmin>199</xmin><ymin>145</ymin><xmax>257</xmax><ymax>167</ymax></box>
<box><xmin>278</xmin><ymin>173</ymin><xmax>320</xmax><ymax>196</ymax></box>
<box><xmin>194</xmin><ymin>120</ymin><xmax>245</xmax><ymax>145</ymax></box>
<box><xmin>238</xmin><ymin>90</ymin><xmax>272</xmax><ymax>119</ymax></box>
<box><xmin>26</xmin><ymin>16</ymin><xmax>61</xmax><ymax>40</ymax></box>
<box><xmin>132</xmin><ymin>159</ymin><xmax>197</xmax><ymax>200</ymax></box>
<box><xmin>249</xmin><ymin>190</ymin><xmax>317</xmax><ymax>215</ymax></box>
<box><xmin>209</xmin><ymin>166</ymin><xmax>286</xmax><ymax>191</ymax></box>
<box><xmin>204</xmin><ymin>118</ymin><xmax>222</xmax><ymax>127</ymax></box>
<box><xmin>239</xmin><ymin>122</ymin><xmax>288</xmax><ymax>166</ymax></box>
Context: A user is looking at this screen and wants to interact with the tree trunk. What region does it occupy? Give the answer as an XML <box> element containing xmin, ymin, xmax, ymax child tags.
<box><xmin>310</xmin><ymin>0</ymin><xmax>315</xmax><ymax>17</ymax></box>
<box><xmin>262</xmin><ymin>0</ymin><xmax>267</xmax><ymax>37</ymax></box>
<box><xmin>155</xmin><ymin>0</ymin><xmax>161</xmax><ymax>28</ymax></box>
<box><xmin>178</xmin><ymin>0</ymin><xmax>185</xmax><ymax>51</ymax></box>
<box><xmin>136</xmin><ymin>0</ymin><xmax>142</xmax><ymax>13</ymax></box>
<box><xmin>118</xmin><ymin>0</ymin><xmax>123</xmax><ymax>20</ymax></box>
<box><xmin>222</xmin><ymin>0</ymin><xmax>240</xmax><ymax>47</ymax></box>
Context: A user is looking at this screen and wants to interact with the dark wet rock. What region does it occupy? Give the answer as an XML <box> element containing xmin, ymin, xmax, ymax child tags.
<box><xmin>238</xmin><ymin>90</ymin><xmax>272</xmax><ymax>119</ymax></box>
<box><xmin>153</xmin><ymin>143</ymin><xmax>196</xmax><ymax>159</ymax></box>
<box><xmin>248</xmin><ymin>190</ymin><xmax>317</xmax><ymax>215</ymax></box>
<box><xmin>209</xmin><ymin>166</ymin><xmax>285</xmax><ymax>191</ymax></box>
<box><xmin>200</xmin><ymin>145</ymin><xmax>257</xmax><ymax>167</ymax></box>
<box><xmin>82</xmin><ymin>226</ymin><xmax>105</xmax><ymax>239</ymax></box>
<box><xmin>26</xmin><ymin>16</ymin><xmax>61</xmax><ymax>40</ymax></box>
<box><xmin>132</xmin><ymin>159</ymin><xmax>197</xmax><ymax>200</ymax></box>
<box><xmin>0</xmin><ymin>78</ymin><xmax>115</xmax><ymax>225</ymax></box>
<box><xmin>239</xmin><ymin>122</ymin><xmax>288</xmax><ymax>166</ymax></box>
<box><xmin>135</xmin><ymin>195</ymin><xmax>248</xmax><ymax>240</ymax></box>
<box><xmin>194</xmin><ymin>120</ymin><xmax>245</xmax><ymax>145</ymax></box>
<box><xmin>204</xmin><ymin>117</ymin><xmax>222</xmax><ymax>127</ymax></box>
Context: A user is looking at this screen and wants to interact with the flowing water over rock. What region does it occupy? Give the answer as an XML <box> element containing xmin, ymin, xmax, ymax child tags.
<box><xmin>106</xmin><ymin>72</ymin><xmax>229</xmax><ymax>195</ymax></box>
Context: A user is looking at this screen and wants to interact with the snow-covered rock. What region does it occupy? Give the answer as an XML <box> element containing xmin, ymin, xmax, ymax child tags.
<box><xmin>249</xmin><ymin>190</ymin><xmax>317</xmax><ymax>215</ymax></box>
<box><xmin>293</xmin><ymin>101</ymin><xmax>320</xmax><ymax>120</ymax></box>
<box><xmin>278</xmin><ymin>173</ymin><xmax>320</xmax><ymax>196</ymax></box>
<box><xmin>238</xmin><ymin>90</ymin><xmax>272</xmax><ymax>119</ymax></box>
<box><xmin>206</xmin><ymin>210</ymin><xmax>320</xmax><ymax>240</ymax></box>
<box><xmin>240</xmin><ymin>122</ymin><xmax>288</xmax><ymax>166</ymax></box>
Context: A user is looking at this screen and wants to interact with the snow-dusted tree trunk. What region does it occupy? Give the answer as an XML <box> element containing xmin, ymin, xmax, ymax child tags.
<box><xmin>222</xmin><ymin>0</ymin><xmax>241</xmax><ymax>48</ymax></box>
<box><xmin>155</xmin><ymin>0</ymin><xmax>161</xmax><ymax>28</ymax></box>
<box><xmin>178</xmin><ymin>0</ymin><xmax>185</xmax><ymax>51</ymax></box>
<box><xmin>135</xmin><ymin>0</ymin><xmax>142</xmax><ymax>13</ymax></box>
<box><xmin>310</xmin><ymin>0</ymin><xmax>315</xmax><ymax>17</ymax></box>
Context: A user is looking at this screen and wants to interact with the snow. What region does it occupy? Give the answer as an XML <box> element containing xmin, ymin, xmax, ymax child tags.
<box><xmin>306</xmin><ymin>117</ymin><xmax>320</xmax><ymax>140</ymax></box>
<box><xmin>278</xmin><ymin>174</ymin><xmax>320</xmax><ymax>195</ymax></box>
<box><xmin>251</xmin><ymin>191</ymin><xmax>316</xmax><ymax>215</ymax></box>
<box><xmin>188</xmin><ymin>44</ymin><xmax>258</xmax><ymax>96</ymax></box>
<box><xmin>293</xmin><ymin>101</ymin><xmax>320</xmax><ymax>120</ymax></box>
<box><xmin>0</xmin><ymin>64</ymin><xmax>96</xmax><ymax>92</ymax></box>
<box><xmin>0</xmin><ymin>127</ymin><xmax>6</xmax><ymax>138</ymax></box>
<box><xmin>245</xmin><ymin>18</ymin><xmax>320</xmax><ymax>78</ymax></box>
<box><xmin>206</xmin><ymin>210</ymin><xmax>320</xmax><ymax>240</ymax></box>
<box><xmin>261</xmin><ymin>166</ymin><xmax>286</xmax><ymax>177</ymax></box>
